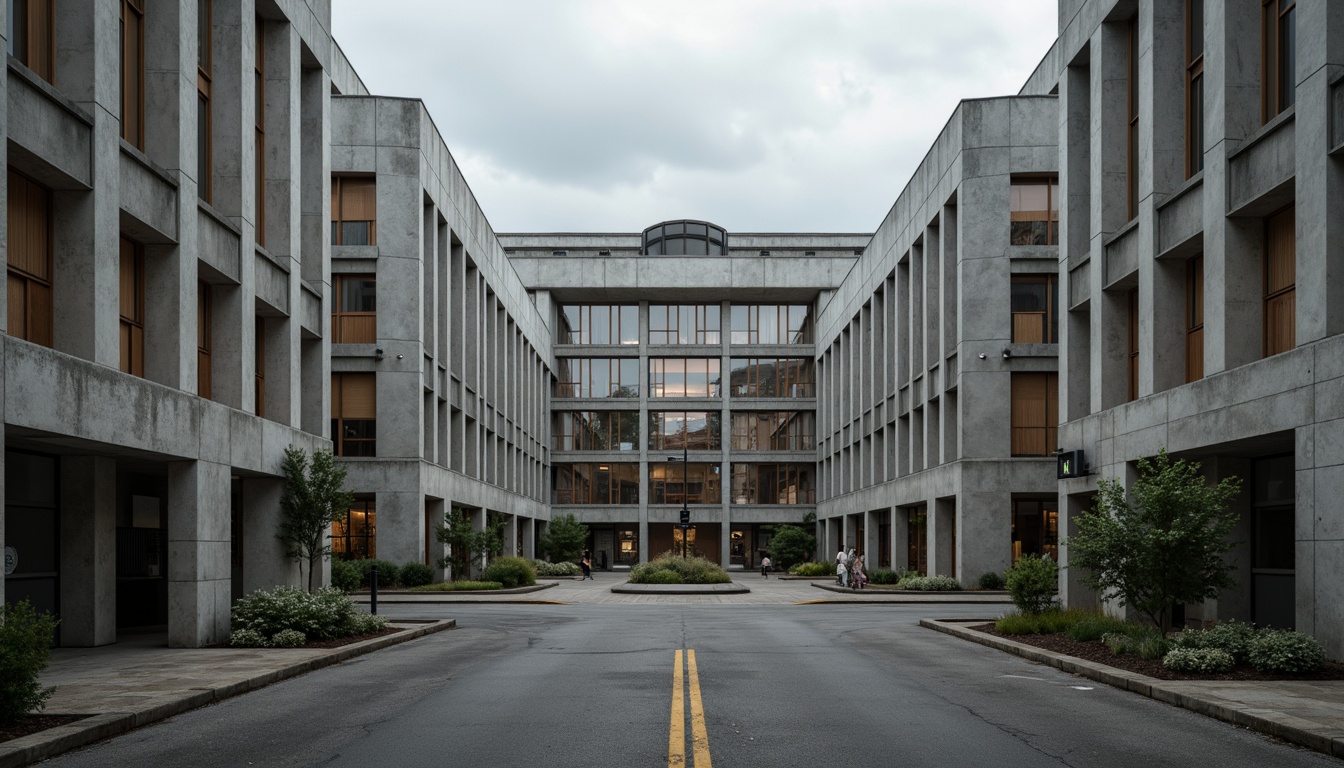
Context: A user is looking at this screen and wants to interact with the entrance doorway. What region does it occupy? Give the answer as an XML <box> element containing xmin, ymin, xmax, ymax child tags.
<box><xmin>1251</xmin><ymin>454</ymin><xmax>1294</xmax><ymax>628</ymax></box>
<box><xmin>907</xmin><ymin>505</ymin><xmax>927</xmax><ymax>575</ymax></box>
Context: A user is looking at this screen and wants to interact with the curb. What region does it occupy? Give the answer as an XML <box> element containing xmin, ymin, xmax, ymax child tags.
<box><xmin>353</xmin><ymin>582</ymin><xmax>559</xmax><ymax>599</ymax></box>
<box><xmin>0</xmin><ymin>619</ymin><xmax>456</xmax><ymax>768</ymax></box>
<box><xmin>610</xmin><ymin>582</ymin><xmax>751</xmax><ymax>595</ymax></box>
<box><xmin>920</xmin><ymin>618</ymin><xmax>1344</xmax><ymax>760</ymax></box>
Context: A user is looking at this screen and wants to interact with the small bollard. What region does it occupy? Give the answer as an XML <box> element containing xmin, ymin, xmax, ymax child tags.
<box><xmin>369</xmin><ymin>564</ymin><xmax>379</xmax><ymax>615</ymax></box>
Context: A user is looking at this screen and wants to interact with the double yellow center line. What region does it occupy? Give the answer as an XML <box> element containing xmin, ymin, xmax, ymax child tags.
<box><xmin>668</xmin><ymin>649</ymin><xmax>712</xmax><ymax>767</ymax></box>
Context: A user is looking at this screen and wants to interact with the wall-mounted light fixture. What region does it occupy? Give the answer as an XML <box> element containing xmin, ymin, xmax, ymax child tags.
<box><xmin>1001</xmin><ymin>348</ymin><xmax>1012</xmax><ymax>359</ymax></box>
<box><xmin>977</xmin><ymin>353</ymin><xmax>987</xmax><ymax>360</ymax></box>
<box><xmin>374</xmin><ymin>347</ymin><xmax>385</xmax><ymax>360</ymax></box>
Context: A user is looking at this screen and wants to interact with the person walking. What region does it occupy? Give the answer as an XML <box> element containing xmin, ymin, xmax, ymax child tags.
<box><xmin>580</xmin><ymin>551</ymin><xmax>593</xmax><ymax>580</ymax></box>
<box><xmin>760</xmin><ymin>555</ymin><xmax>772</xmax><ymax>578</ymax></box>
<box><xmin>835</xmin><ymin>545</ymin><xmax>847</xmax><ymax>586</ymax></box>
<box><xmin>845</xmin><ymin>548</ymin><xmax>857</xmax><ymax>589</ymax></box>
<box><xmin>851</xmin><ymin>553</ymin><xmax>867</xmax><ymax>590</ymax></box>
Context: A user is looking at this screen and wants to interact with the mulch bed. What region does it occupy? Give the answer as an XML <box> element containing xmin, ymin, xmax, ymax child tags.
<box><xmin>205</xmin><ymin>625</ymin><xmax>404</xmax><ymax>650</ymax></box>
<box><xmin>0</xmin><ymin>714</ymin><xmax>92</xmax><ymax>745</ymax></box>
<box><xmin>973</xmin><ymin>623</ymin><xmax>1344</xmax><ymax>682</ymax></box>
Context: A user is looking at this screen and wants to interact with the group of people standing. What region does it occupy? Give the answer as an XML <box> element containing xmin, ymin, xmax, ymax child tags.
<box><xmin>835</xmin><ymin>545</ymin><xmax>867</xmax><ymax>589</ymax></box>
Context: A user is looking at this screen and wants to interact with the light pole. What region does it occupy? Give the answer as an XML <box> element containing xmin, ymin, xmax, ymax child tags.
<box><xmin>668</xmin><ymin>444</ymin><xmax>690</xmax><ymax>559</ymax></box>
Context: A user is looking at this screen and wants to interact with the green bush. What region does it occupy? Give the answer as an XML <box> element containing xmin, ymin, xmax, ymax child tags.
<box><xmin>638</xmin><ymin>570</ymin><xmax>684</xmax><ymax>584</ymax></box>
<box><xmin>533</xmin><ymin>560</ymin><xmax>582</xmax><ymax>577</ymax></box>
<box><xmin>978</xmin><ymin>572</ymin><xmax>1006</xmax><ymax>590</ymax></box>
<box><xmin>1170</xmin><ymin>620</ymin><xmax>1258</xmax><ymax>664</ymax></box>
<box><xmin>410</xmin><ymin>580</ymin><xmax>504</xmax><ymax>591</ymax></box>
<box><xmin>1163</xmin><ymin>647</ymin><xmax>1235</xmax><ymax>673</ymax></box>
<box><xmin>330</xmin><ymin>559</ymin><xmax>361</xmax><ymax>593</ymax></box>
<box><xmin>229</xmin><ymin>628</ymin><xmax>268</xmax><ymax>648</ymax></box>
<box><xmin>269</xmin><ymin>629</ymin><xmax>307</xmax><ymax>648</ymax></box>
<box><xmin>1247</xmin><ymin>629</ymin><xmax>1325</xmax><ymax>674</ymax></box>
<box><xmin>399</xmin><ymin>562</ymin><xmax>434</xmax><ymax>587</ymax></box>
<box><xmin>629</xmin><ymin>554</ymin><xmax>731</xmax><ymax>584</ymax></box>
<box><xmin>0</xmin><ymin>601</ymin><xmax>58</xmax><ymax>725</ymax></box>
<box><xmin>788</xmin><ymin>561</ymin><xmax>834</xmax><ymax>577</ymax></box>
<box><xmin>1135</xmin><ymin>633</ymin><xmax>1171</xmax><ymax>659</ymax></box>
<box><xmin>353</xmin><ymin>559</ymin><xmax>401</xmax><ymax>588</ymax></box>
<box><xmin>868</xmin><ymin>568</ymin><xmax>901</xmax><ymax>585</ymax></box>
<box><xmin>895</xmin><ymin>575</ymin><xmax>961</xmax><ymax>591</ymax></box>
<box><xmin>1066</xmin><ymin>612</ymin><xmax>1133</xmax><ymax>642</ymax></box>
<box><xmin>482</xmin><ymin>556</ymin><xmax>537</xmax><ymax>588</ymax></box>
<box><xmin>995</xmin><ymin>611</ymin><xmax>1042</xmax><ymax>635</ymax></box>
<box><xmin>231</xmin><ymin>585</ymin><xmax>378</xmax><ymax>641</ymax></box>
<box><xmin>1005</xmin><ymin>555</ymin><xmax>1057</xmax><ymax>614</ymax></box>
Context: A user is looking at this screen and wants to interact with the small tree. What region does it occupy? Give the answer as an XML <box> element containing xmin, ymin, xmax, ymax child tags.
<box><xmin>0</xmin><ymin>601</ymin><xmax>58</xmax><ymax>725</ymax></box>
<box><xmin>767</xmin><ymin>524</ymin><xmax>816</xmax><ymax>569</ymax></box>
<box><xmin>436</xmin><ymin>508</ymin><xmax>507</xmax><ymax>579</ymax></box>
<box><xmin>1065</xmin><ymin>450</ymin><xmax>1242</xmax><ymax>633</ymax></box>
<box><xmin>278</xmin><ymin>446</ymin><xmax>354</xmax><ymax>592</ymax></box>
<box><xmin>539</xmin><ymin>513</ymin><xmax>587</xmax><ymax>562</ymax></box>
<box><xmin>1005</xmin><ymin>554</ymin><xmax>1057</xmax><ymax>613</ymax></box>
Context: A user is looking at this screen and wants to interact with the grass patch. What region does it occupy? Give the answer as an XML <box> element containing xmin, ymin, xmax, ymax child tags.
<box><xmin>409</xmin><ymin>580</ymin><xmax>505</xmax><ymax>592</ymax></box>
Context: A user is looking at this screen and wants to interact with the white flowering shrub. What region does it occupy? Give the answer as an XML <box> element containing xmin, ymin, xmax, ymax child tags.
<box><xmin>895</xmin><ymin>575</ymin><xmax>961</xmax><ymax>591</ymax></box>
<box><xmin>229</xmin><ymin>629</ymin><xmax>268</xmax><ymax>648</ymax></box>
<box><xmin>1163</xmin><ymin>647</ymin><xmax>1235</xmax><ymax>673</ymax></box>
<box><xmin>1247</xmin><ymin>630</ymin><xmax>1325</xmax><ymax>674</ymax></box>
<box><xmin>532</xmin><ymin>560</ymin><xmax>582</xmax><ymax>577</ymax></box>
<box><xmin>231</xmin><ymin>586</ymin><xmax>375</xmax><ymax>642</ymax></box>
<box><xmin>269</xmin><ymin>629</ymin><xmax>307</xmax><ymax>648</ymax></box>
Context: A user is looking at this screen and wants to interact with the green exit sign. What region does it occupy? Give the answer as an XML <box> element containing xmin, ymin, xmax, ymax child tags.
<box><xmin>1057</xmin><ymin>450</ymin><xmax>1086</xmax><ymax>479</ymax></box>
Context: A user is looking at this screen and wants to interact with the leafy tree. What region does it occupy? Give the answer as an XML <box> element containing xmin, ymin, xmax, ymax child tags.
<box><xmin>539</xmin><ymin>513</ymin><xmax>588</xmax><ymax>562</ymax></box>
<box><xmin>1065</xmin><ymin>450</ymin><xmax>1242</xmax><ymax>633</ymax></box>
<box><xmin>0</xmin><ymin>601</ymin><xmax>58</xmax><ymax>725</ymax></box>
<box><xmin>767</xmin><ymin>524</ymin><xmax>816</xmax><ymax>569</ymax></box>
<box><xmin>436</xmin><ymin>508</ymin><xmax>507</xmax><ymax>580</ymax></box>
<box><xmin>278</xmin><ymin>446</ymin><xmax>355</xmax><ymax>592</ymax></box>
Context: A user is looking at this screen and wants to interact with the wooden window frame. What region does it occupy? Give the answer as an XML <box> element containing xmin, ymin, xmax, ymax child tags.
<box><xmin>9</xmin><ymin>0</ymin><xmax>55</xmax><ymax>82</ymax></box>
<box><xmin>121</xmin><ymin>0</ymin><xmax>146</xmax><ymax>149</ymax></box>
<box><xmin>330</xmin><ymin>176</ymin><xmax>377</xmax><ymax>246</ymax></box>
<box><xmin>331</xmin><ymin>496</ymin><xmax>377</xmax><ymax>560</ymax></box>
<box><xmin>1010</xmin><ymin>274</ymin><xmax>1058</xmax><ymax>343</ymax></box>
<box><xmin>1186</xmin><ymin>0</ymin><xmax>1205</xmax><ymax>177</ymax></box>
<box><xmin>119</xmin><ymin>236</ymin><xmax>145</xmax><ymax>377</ymax></box>
<box><xmin>7</xmin><ymin>170</ymin><xmax>54</xmax><ymax>348</ymax></box>
<box><xmin>1126</xmin><ymin>16</ymin><xmax>1139</xmax><ymax>221</ymax></box>
<box><xmin>332</xmin><ymin>372</ymin><xmax>378</xmax><ymax>457</ymax></box>
<box><xmin>1186</xmin><ymin>255</ymin><xmax>1204</xmax><ymax>383</ymax></box>
<box><xmin>1262</xmin><ymin>0</ymin><xmax>1297</xmax><ymax>123</ymax></box>
<box><xmin>1010</xmin><ymin>372</ymin><xmax>1058</xmax><ymax>457</ymax></box>
<box><xmin>331</xmin><ymin>273</ymin><xmax>377</xmax><ymax>343</ymax></box>
<box><xmin>1128</xmin><ymin>288</ymin><xmax>1139</xmax><ymax>401</ymax></box>
<box><xmin>1008</xmin><ymin>176</ymin><xmax>1060</xmax><ymax>246</ymax></box>
<box><xmin>1263</xmin><ymin>205</ymin><xmax>1296</xmax><ymax>357</ymax></box>
<box><xmin>198</xmin><ymin>281</ymin><xmax>212</xmax><ymax>398</ymax></box>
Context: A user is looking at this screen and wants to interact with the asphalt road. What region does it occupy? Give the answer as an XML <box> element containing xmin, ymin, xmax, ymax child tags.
<box><xmin>42</xmin><ymin>604</ymin><xmax>1340</xmax><ymax>768</ymax></box>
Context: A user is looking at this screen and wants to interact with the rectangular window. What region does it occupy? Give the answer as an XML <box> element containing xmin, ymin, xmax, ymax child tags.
<box><xmin>8</xmin><ymin>0</ymin><xmax>54</xmax><ymax>82</ymax></box>
<box><xmin>119</xmin><ymin>236</ymin><xmax>145</xmax><ymax>377</ymax></box>
<box><xmin>1128</xmin><ymin>289</ymin><xmax>1139</xmax><ymax>401</ymax></box>
<box><xmin>1010</xmin><ymin>372</ymin><xmax>1058</xmax><ymax>457</ymax></box>
<box><xmin>559</xmin><ymin>304</ymin><xmax>638</xmax><ymax>345</ymax></box>
<box><xmin>198</xmin><ymin>281</ymin><xmax>212</xmax><ymax>398</ymax></box>
<box><xmin>332</xmin><ymin>274</ymin><xmax>377</xmax><ymax>343</ymax></box>
<box><xmin>650</xmin><ymin>463</ymin><xmax>722</xmax><ymax>504</ymax></box>
<box><xmin>730</xmin><ymin>463</ymin><xmax>815</xmax><ymax>504</ymax></box>
<box><xmin>6</xmin><ymin>170</ymin><xmax>53</xmax><ymax>348</ymax></box>
<box><xmin>331</xmin><ymin>176</ymin><xmax>376</xmax><ymax>245</ymax></box>
<box><xmin>730</xmin><ymin>412</ymin><xmax>815</xmax><ymax>450</ymax></box>
<box><xmin>254</xmin><ymin>15</ymin><xmax>265</xmax><ymax>246</ymax></box>
<box><xmin>729</xmin><ymin>304</ymin><xmax>812</xmax><ymax>344</ymax></box>
<box><xmin>1264</xmin><ymin>205</ymin><xmax>1296</xmax><ymax>357</ymax></box>
<box><xmin>1010</xmin><ymin>274</ymin><xmax>1058</xmax><ymax>343</ymax></box>
<box><xmin>650</xmin><ymin>304</ymin><xmax>721</xmax><ymax>345</ymax></box>
<box><xmin>728</xmin><ymin>358</ymin><xmax>815</xmax><ymax>398</ymax></box>
<box><xmin>1127</xmin><ymin>15</ymin><xmax>1139</xmax><ymax>221</ymax></box>
<box><xmin>332</xmin><ymin>496</ymin><xmax>376</xmax><ymax>560</ymax></box>
<box><xmin>1011</xmin><ymin>498</ymin><xmax>1059</xmax><ymax>564</ymax></box>
<box><xmin>254</xmin><ymin>319</ymin><xmax>265</xmax><ymax>417</ymax></box>
<box><xmin>121</xmin><ymin>0</ymin><xmax>145</xmax><ymax>149</ymax></box>
<box><xmin>197</xmin><ymin>0</ymin><xmax>212</xmax><ymax>202</ymax></box>
<box><xmin>1009</xmin><ymin>177</ymin><xmax>1059</xmax><ymax>246</ymax></box>
<box><xmin>1186</xmin><ymin>255</ymin><xmax>1204</xmax><ymax>382</ymax></box>
<box><xmin>649</xmin><ymin>358</ymin><xmax>721</xmax><ymax>397</ymax></box>
<box><xmin>552</xmin><ymin>411</ymin><xmax>641</xmax><ymax>451</ymax></box>
<box><xmin>649</xmin><ymin>411</ymin><xmax>721</xmax><ymax>451</ymax></box>
<box><xmin>551</xmin><ymin>463</ymin><xmax>639</xmax><ymax>505</ymax></box>
<box><xmin>332</xmin><ymin>372</ymin><xmax>377</xmax><ymax>456</ymax></box>
<box><xmin>1186</xmin><ymin>0</ymin><xmax>1205</xmax><ymax>177</ymax></box>
<box><xmin>1262</xmin><ymin>0</ymin><xmax>1297</xmax><ymax>123</ymax></box>
<box><xmin>554</xmin><ymin>358</ymin><xmax>639</xmax><ymax>398</ymax></box>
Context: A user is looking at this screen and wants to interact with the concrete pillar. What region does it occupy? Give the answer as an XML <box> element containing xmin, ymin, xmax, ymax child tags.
<box><xmin>930</xmin><ymin>497</ymin><xmax>956</xmax><ymax>580</ymax></box>
<box><xmin>1060</xmin><ymin>63</ymin><xmax>1092</xmax><ymax>422</ymax></box>
<box><xmin>863</xmin><ymin>510</ymin><xmax>880</xmax><ymax>568</ymax></box>
<box><xmin>1059</xmin><ymin>492</ymin><xmax>1101</xmax><ymax>610</ymax></box>
<box><xmin>958</xmin><ymin>490</ymin><xmax>1010</xmax><ymax>588</ymax></box>
<box><xmin>299</xmin><ymin>61</ymin><xmax>331</xmax><ymax>437</ymax></box>
<box><xmin>471</xmin><ymin>508</ymin><xmax>487</xmax><ymax>575</ymax></box>
<box><xmin>503</xmin><ymin>514</ymin><xmax>518</xmax><ymax>557</ymax></box>
<box><xmin>891</xmin><ymin>507</ymin><xmax>909</xmax><ymax>573</ymax></box>
<box><xmin>241</xmin><ymin>477</ymin><xmax>298</xmax><ymax>594</ymax></box>
<box><xmin>58</xmin><ymin>456</ymin><xmax>116</xmax><ymax>646</ymax></box>
<box><xmin>168</xmin><ymin>460</ymin><xmax>232</xmax><ymax>648</ymax></box>
<box><xmin>637</xmin><ymin>518</ymin><xmax>648</xmax><ymax>564</ymax></box>
<box><xmin>521</xmin><ymin>517</ymin><xmax>536</xmax><ymax>561</ymax></box>
<box><xmin>377</xmin><ymin>492</ymin><xmax>426</xmax><ymax>569</ymax></box>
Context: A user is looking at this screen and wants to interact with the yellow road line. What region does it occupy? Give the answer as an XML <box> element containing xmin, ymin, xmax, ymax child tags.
<box><xmin>687</xmin><ymin>649</ymin><xmax>712</xmax><ymax>768</ymax></box>
<box><xmin>669</xmin><ymin>649</ymin><xmax>686</xmax><ymax>767</ymax></box>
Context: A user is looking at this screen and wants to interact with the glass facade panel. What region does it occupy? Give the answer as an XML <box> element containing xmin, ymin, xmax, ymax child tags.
<box><xmin>649</xmin><ymin>358</ymin><xmax>720</xmax><ymax>397</ymax></box>
<box><xmin>649</xmin><ymin>463</ymin><xmax>721</xmax><ymax>504</ymax></box>
<box><xmin>559</xmin><ymin>305</ymin><xmax>638</xmax><ymax>345</ymax></box>
<box><xmin>649</xmin><ymin>411</ymin><xmax>721</xmax><ymax>450</ymax></box>
<box><xmin>552</xmin><ymin>463</ymin><xmax>640</xmax><ymax>504</ymax></box>
<box><xmin>554</xmin><ymin>358</ymin><xmax>639</xmax><ymax>398</ymax></box>
<box><xmin>727</xmin><ymin>358</ymin><xmax>815</xmax><ymax>397</ymax></box>
<box><xmin>552</xmin><ymin>411</ymin><xmax>640</xmax><ymax>451</ymax></box>
<box><xmin>730</xmin><ymin>463</ymin><xmax>814</xmax><ymax>504</ymax></box>
<box><xmin>730</xmin><ymin>305</ymin><xmax>813</xmax><ymax>344</ymax></box>
<box><xmin>1011</xmin><ymin>498</ymin><xmax>1058</xmax><ymax>564</ymax></box>
<box><xmin>332</xmin><ymin>496</ymin><xmax>376</xmax><ymax>560</ymax></box>
<box><xmin>730</xmin><ymin>411</ymin><xmax>814</xmax><ymax>450</ymax></box>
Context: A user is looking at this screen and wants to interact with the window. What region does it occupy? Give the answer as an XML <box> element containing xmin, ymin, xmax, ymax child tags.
<box><xmin>332</xmin><ymin>274</ymin><xmax>376</xmax><ymax>343</ymax></box>
<box><xmin>1262</xmin><ymin>0</ymin><xmax>1297</xmax><ymax>122</ymax></box>
<box><xmin>649</xmin><ymin>358</ymin><xmax>720</xmax><ymax>397</ymax></box>
<box><xmin>1187</xmin><ymin>255</ymin><xmax>1204</xmax><ymax>382</ymax></box>
<box><xmin>559</xmin><ymin>305</ymin><xmax>638</xmax><ymax>345</ymax></box>
<box><xmin>119</xmin><ymin>236</ymin><xmax>145</xmax><ymax>377</ymax></box>
<box><xmin>1010</xmin><ymin>372</ymin><xmax>1058</xmax><ymax>456</ymax></box>
<box><xmin>650</xmin><ymin>304</ymin><xmax>721</xmax><ymax>344</ymax></box>
<box><xmin>121</xmin><ymin>0</ymin><xmax>145</xmax><ymax>149</ymax></box>
<box><xmin>254</xmin><ymin>15</ymin><xmax>265</xmax><ymax>246</ymax></box>
<box><xmin>1010</xmin><ymin>275</ymin><xmax>1058</xmax><ymax>343</ymax></box>
<box><xmin>197</xmin><ymin>0</ymin><xmax>212</xmax><ymax>202</ymax></box>
<box><xmin>730</xmin><ymin>464</ymin><xmax>814</xmax><ymax>504</ymax></box>
<box><xmin>553</xmin><ymin>411</ymin><xmax>641</xmax><ymax>451</ymax></box>
<box><xmin>1264</xmin><ymin>206</ymin><xmax>1295</xmax><ymax>357</ymax></box>
<box><xmin>332</xmin><ymin>496</ymin><xmax>376</xmax><ymax>560</ymax></box>
<box><xmin>198</xmin><ymin>282</ymin><xmax>212</xmax><ymax>398</ymax></box>
<box><xmin>642</xmin><ymin>220</ymin><xmax>727</xmax><ymax>255</ymax></box>
<box><xmin>554</xmin><ymin>358</ymin><xmax>639</xmax><ymax>398</ymax></box>
<box><xmin>1009</xmin><ymin>177</ymin><xmax>1059</xmax><ymax>245</ymax></box>
<box><xmin>1128</xmin><ymin>289</ymin><xmax>1139</xmax><ymax>401</ymax></box>
<box><xmin>332</xmin><ymin>372</ymin><xmax>377</xmax><ymax>456</ymax></box>
<box><xmin>1186</xmin><ymin>0</ymin><xmax>1205</xmax><ymax>177</ymax></box>
<box><xmin>7</xmin><ymin>170</ymin><xmax>53</xmax><ymax>348</ymax></box>
<box><xmin>650</xmin><ymin>463</ymin><xmax>721</xmax><ymax>504</ymax></box>
<box><xmin>1012</xmin><ymin>498</ymin><xmax>1058</xmax><ymax>564</ymax></box>
<box><xmin>730</xmin><ymin>304</ymin><xmax>812</xmax><ymax>344</ymax></box>
<box><xmin>649</xmin><ymin>411</ymin><xmax>721</xmax><ymax>451</ymax></box>
<box><xmin>551</xmin><ymin>463</ymin><xmax>639</xmax><ymax>505</ymax></box>
<box><xmin>730</xmin><ymin>412</ymin><xmax>814</xmax><ymax>450</ymax></box>
<box><xmin>331</xmin><ymin>176</ymin><xmax>376</xmax><ymax>245</ymax></box>
<box><xmin>8</xmin><ymin>0</ymin><xmax>53</xmax><ymax>81</ymax></box>
<box><xmin>1127</xmin><ymin>16</ymin><xmax>1139</xmax><ymax>221</ymax></box>
<box><xmin>728</xmin><ymin>358</ymin><xmax>814</xmax><ymax>398</ymax></box>
<box><xmin>254</xmin><ymin>319</ymin><xmax>265</xmax><ymax>417</ymax></box>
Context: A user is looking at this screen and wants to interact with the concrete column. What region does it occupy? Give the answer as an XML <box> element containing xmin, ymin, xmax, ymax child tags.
<box><xmin>425</xmin><ymin>498</ymin><xmax>447</xmax><ymax>579</ymax></box>
<box><xmin>299</xmin><ymin>62</ymin><xmax>331</xmax><ymax>436</ymax></box>
<box><xmin>503</xmin><ymin>514</ymin><xmax>518</xmax><ymax>557</ymax></box>
<box><xmin>168</xmin><ymin>460</ymin><xmax>232</xmax><ymax>648</ymax></box>
<box><xmin>958</xmin><ymin>490</ymin><xmax>1010</xmax><ymax>588</ymax></box>
<box><xmin>241</xmin><ymin>477</ymin><xmax>298</xmax><ymax>594</ymax></box>
<box><xmin>59</xmin><ymin>456</ymin><xmax>116</xmax><ymax>646</ymax></box>
<box><xmin>471</xmin><ymin>507</ymin><xmax>487</xmax><ymax>575</ymax></box>
<box><xmin>1060</xmin><ymin>64</ymin><xmax>1092</xmax><ymax>422</ymax></box>
<box><xmin>863</xmin><ymin>509</ymin><xmax>880</xmax><ymax>567</ymax></box>
<box><xmin>378</xmin><ymin>492</ymin><xmax>426</xmax><ymax>568</ymax></box>
<box><xmin>891</xmin><ymin>507</ymin><xmax>908</xmax><ymax>573</ymax></box>
<box><xmin>1059</xmin><ymin>492</ymin><xmax>1101</xmax><ymax>610</ymax></box>
<box><xmin>930</xmin><ymin>497</ymin><xmax>956</xmax><ymax>580</ymax></box>
<box><xmin>521</xmin><ymin>517</ymin><xmax>536</xmax><ymax>561</ymax></box>
<box><xmin>638</xmin><ymin>518</ymin><xmax>648</xmax><ymax>564</ymax></box>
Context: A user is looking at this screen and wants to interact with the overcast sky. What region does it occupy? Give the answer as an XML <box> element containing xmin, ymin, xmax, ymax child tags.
<box><xmin>330</xmin><ymin>1</ymin><xmax>1058</xmax><ymax>234</ymax></box>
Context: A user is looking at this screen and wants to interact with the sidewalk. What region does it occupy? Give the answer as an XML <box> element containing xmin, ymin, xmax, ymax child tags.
<box><xmin>923</xmin><ymin>618</ymin><xmax>1344</xmax><ymax>760</ymax></box>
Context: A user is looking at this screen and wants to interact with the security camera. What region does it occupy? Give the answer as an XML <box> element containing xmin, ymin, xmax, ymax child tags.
<box><xmin>1001</xmin><ymin>348</ymin><xmax>1012</xmax><ymax>359</ymax></box>
<box><xmin>375</xmin><ymin>347</ymin><xmax>385</xmax><ymax>360</ymax></box>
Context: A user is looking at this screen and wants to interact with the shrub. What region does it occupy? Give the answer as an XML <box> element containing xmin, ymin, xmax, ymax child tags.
<box><xmin>766</xmin><ymin>523</ymin><xmax>816</xmax><ymax>569</ymax></box>
<box><xmin>978</xmin><ymin>572</ymin><xmax>1006</xmax><ymax>590</ymax></box>
<box><xmin>995</xmin><ymin>611</ymin><xmax>1042</xmax><ymax>635</ymax></box>
<box><xmin>482</xmin><ymin>556</ymin><xmax>537</xmax><ymax>588</ymax></box>
<box><xmin>629</xmin><ymin>554</ymin><xmax>731</xmax><ymax>584</ymax></box>
<box><xmin>868</xmin><ymin>568</ymin><xmax>901</xmax><ymax>585</ymax></box>
<box><xmin>353</xmin><ymin>559</ymin><xmax>401</xmax><ymax>588</ymax></box>
<box><xmin>399</xmin><ymin>562</ymin><xmax>434</xmax><ymax>588</ymax></box>
<box><xmin>0</xmin><ymin>601</ymin><xmax>58</xmax><ymax>724</ymax></box>
<box><xmin>895</xmin><ymin>575</ymin><xmax>961</xmax><ymax>591</ymax></box>
<box><xmin>638</xmin><ymin>570</ymin><xmax>684</xmax><ymax>584</ymax></box>
<box><xmin>539</xmin><ymin>513</ymin><xmax>588</xmax><ymax>562</ymax></box>
<box><xmin>410</xmin><ymin>580</ymin><xmax>504</xmax><ymax>591</ymax></box>
<box><xmin>330</xmin><ymin>559</ymin><xmax>361</xmax><ymax>593</ymax></box>
<box><xmin>231</xmin><ymin>585</ymin><xmax>370</xmax><ymax>641</ymax></box>
<box><xmin>229</xmin><ymin>629</ymin><xmax>268</xmax><ymax>648</ymax></box>
<box><xmin>1135</xmin><ymin>633</ymin><xmax>1171</xmax><ymax>660</ymax></box>
<box><xmin>533</xmin><ymin>560</ymin><xmax>582</xmax><ymax>577</ymax></box>
<box><xmin>788</xmin><ymin>562</ymin><xmax>833</xmax><ymax>577</ymax></box>
<box><xmin>269</xmin><ymin>629</ymin><xmax>308</xmax><ymax>648</ymax></box>
<box><xmin>1247</xmin><ymin>629</ymin><xmax>1325</xmax><ymax>674</ymax></box>
<box><xmin>1066</xmin><ymin>612</ymin><xmax>1133</xmax><ymax>642</ymax></box>
<box><xmin>1102</xmin><ymin>632</ymin><xmax>1132</xmax><ymax>655</ymax></box>
<box><xmin>354</xmin><ymin>613</ymin><xmax>389</xmax><ymax>634</ymax></box>
<box><xmin>1163</xmin><ymin>647</ymin><xmax>1235</xmax><ymax>673</ymax></box>
<box><xmin>1171</xmin><ymin>620</ymin><xmax>1258</xmax><ymax>664</ymax></box>
<box><xmin>1005</xmin><ymin>555</ymin><xmax>1057</xmax><ymax>614</ymax></box>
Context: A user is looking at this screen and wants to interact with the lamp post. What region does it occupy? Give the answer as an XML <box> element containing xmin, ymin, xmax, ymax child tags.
<box><xmin>668</xmin><ymin>444</ymin><xmax>690</xmax><ymax>559</ymax></box>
